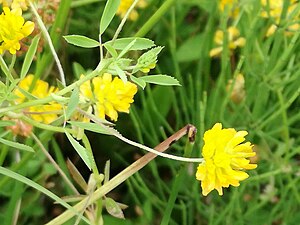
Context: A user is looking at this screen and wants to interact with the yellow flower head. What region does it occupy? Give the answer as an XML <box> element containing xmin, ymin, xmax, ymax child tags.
<box><xmin>14</xmin><ymin>75</ymin><xmax>61</xmax><ymax>124</ymax></box>
<box><xmin>0</xmin><ymin>7</ymin><xmax>34</xmax><ymax>54</ymax></box>
<box><xmin>261</xmin><ymin>0</ymin><xmax>299</xmax><ymax>36</ymax></box>
<box><xmin>116</xmin><ymin>0</ymin><xmax>147</xmax><ymax>21</ymax></box>
<box><xmin>0</xmin><ymin>0</ymin><xmax>28</xmax><ymax>10</ymax></box>
<box><xmin>210</xmin><ymin>26</ymin><xmax>246</xmax><ymax>57</ymax></box>
<box><xmin>80</xmin><ymin>73</ymin><xmax>138</xmax><ymax>121</ymax></box>
<box><xmin>219</xmin><ymin>0</ymin><xmax>239</xmax><ymax>18</ymax></box>
<box><xmin>196</xmin><ymin>123</ymin><xmax>257</xmax><ymax>196</ymax></box>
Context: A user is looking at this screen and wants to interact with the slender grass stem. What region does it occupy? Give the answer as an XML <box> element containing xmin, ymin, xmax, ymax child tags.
<box><xmin>29</xmin><ymin>1</ymin><xmax>66</xmax><ymax>86</ymax></box>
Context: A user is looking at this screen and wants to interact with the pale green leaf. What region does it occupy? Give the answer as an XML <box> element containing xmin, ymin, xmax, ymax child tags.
<box><xmin>65</xmin><ymin>87</ymin><xmax>79</xmax><ymax>120</ymax></box>
<box><xmin>104</xmin><ymin>43</ymin><xmax>118</xmax><ymax>58</ymax></box>
<box><xmin>130</xmin><ymin>75</ymin><xmax>146</xmax><ymax>89</ymax></box>
<box><xmin>115</xmin><ymin>65</ymin><xmax>127</xmax><ymax>82</ymax></box>
<box><xmin>65</xmin><ymin>131</ymin><xmax>92</xmax><ymax>170</ymax></box>
<box><xmin>140</xmin><ymin>75</ymin><xmax>181</xmax><ymax>86</ymax></box>
<box><xmin>0</xmin><ymin>138</ymin><xmax>34</xmax><ymax>152</ymax></box>
<box><xmin>20</xmin><ymin>35</ymin><xmax>40</xmax><ymax>79</ymax></box>
<box><xmin>100</xmin><ymin>0</ymin><xmax>120</xmax><ymax>34</ymax></box>
<box><xmin>104</xmin><ymin>38</ymin><xmax>155</xmax><ymax>50</ymax></box>
<box><xmin>118</xmin><ymin>39</ymin><xmax>136</xmax><ymax>58</ymax></box>
<box><xmin>64</xmin><ymin>35</ymin><xmax>100</xmax><ymax>48</ymax></box>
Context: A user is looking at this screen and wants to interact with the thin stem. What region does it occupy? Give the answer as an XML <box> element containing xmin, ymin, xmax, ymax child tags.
<box><xmin>111</xmin><ymin>0</ymin><xmax>139</xmax><ymax>43</ymax></box>
<box><xmin>135</xmin><ymin>0</ymin><xmax>177</xmax><ymax>37</ymax></box>
<box><xmin>29</xmin><ymin>1</ymin><xmax>66</xmax><ymax>86</ymax></box>
<box><xmin>78</xmin><ymin>109</ymin><xmax>203</xmax><ymax>163</ymax></box>
<box><xmin>31</xmin><ymin>132</ymin><xmax>79</xmax><ymax>194</ymax></box>
<box><xmin>46</xmin><ymin>124</ymin><xmax>197</xmax><ymax>225</ymax></box>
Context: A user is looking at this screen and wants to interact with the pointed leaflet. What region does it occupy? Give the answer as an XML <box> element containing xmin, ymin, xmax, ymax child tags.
<box><xmin>63</xmin><ymin>35</ymin><xmax>100</xmax><ymax>48</ymax></box>
<box><xmin>65</xmin><ymin>131</ymin><xmax>92</xmax><ymax>170</ymax></box>
<box><xmin>140</xmin><ymin>75</ymin><xmax>181</xmax><ymax>86</ymax></box>
<box><xmin>104</xmin><ymin>38</ymin><xmax>155</xmax><ymax>50</ymax></box>
<box><xmin>100</xmin><ymin>0</ymin><xmax>120</xmax><ymax>34</ymax></box>
<box><xmin>130</xmin><ymin>75</ymin><xmax>146</xmax><ymax>89</ymax></box>
<box><xmin>65</xmin><ymin>86</ymin><xmax>79</xmax><ymax>120</ymax></box>
<box><xmin>20</xmin><ymin>35</ymin><xmax>40</xmax><ymax>79</ymax></box>
<box><xmin>0</xmin><ymin>138</ymin><xmax>34</xmax><ymax>152</ymax></box>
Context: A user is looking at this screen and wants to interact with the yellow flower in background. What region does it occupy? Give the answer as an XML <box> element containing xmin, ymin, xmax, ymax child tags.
<box><xmin>80</xmin><ymin>73</ymin><xmax>137</xmax><ymax>121</ymax></box>
<box><xmin>226</xmin><ymin>73</ymin><xmax>245</xmax><ymax>104</ymax></box>
<box><xmin>117</xmin><ymin>0</ymin><xmax>147</xmax><ymax>21</ymax></box>
<box><xmin>219</xmin><ymin>0</ymin><xmax>239</xmax><ymax>18</ymax></box>
<box><xmin>196</xmin><ymin>123</ymin><xmax>257</xmax><ymax>196</ymax></box>
<box><xmin>209</xmin><ymin>26</ymin><xmax>246</xmax><ymax>57</ymax></box>
<box><xmin>261</xmin><ymin>0</ymin><xmax>299</xmax><ymax>36</ymax></box>
<box><xmin>14</xmin><ymin>75</ymin><xmax>61</xmax><ymax>124</ymax></box>
<box><xmin>0</xmin><ymin>7</ymin><xmax>34</xmax><ymax>54</ymax></box>
<box><xmin>0</xmin><ymin>0</ymin><xmax>28</xmax><ymax>10</ymax></box>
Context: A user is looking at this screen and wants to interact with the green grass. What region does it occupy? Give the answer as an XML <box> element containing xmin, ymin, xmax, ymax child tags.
<box><xmin>1</xmin><ymin>0</ymin><xmax>300</xmax><ymax>224</ymax></box>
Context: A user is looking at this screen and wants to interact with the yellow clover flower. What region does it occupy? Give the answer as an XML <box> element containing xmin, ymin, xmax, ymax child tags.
<box><xmin>14</xmin><ymin>75</ymin><xmax>61</xmax><ymax>124</ymax></box>
<box><xmin>219</xmin><ymin>0</ymin><xmax>239</xmax><ymax>18</ymax></box>
<box><xmin>209</xmin><ymin>26</ymin><xmax>246</xmax><ymax>57</ymax></box>
<box><xmin>0</xmin><ymin>7</ymin><xmax>34</xmax><ymax>54</ymax></box>
<box><xmin>80</xmin><ymin>73</ymin><xmax>138</xmax><ymax>121</ymax></box>
<box><xmin>261</xmin><ymin>0</ymin><xmax>299</xmax><ymax>36</ymax></box>
<box><xmin>196</xmin><ymin>123</ymin><xmax>257</xmax><ymax>196</ymax></box>
<box><xmin>0</xmin><ymin>0</ymin><xmax>28</xmax><ymax>10</ymax></box>
<box><xmin>117</xmin><ymin>0</ymin><xmax>147</xmax><ymax>21</ymax></box>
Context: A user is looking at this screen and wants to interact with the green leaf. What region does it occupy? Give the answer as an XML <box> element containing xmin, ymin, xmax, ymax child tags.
<box><xmin>130</xmin><ymin>75</ymin><xmax>146</xmax><ymax>89</ymax></box>
<box><xmin>104</xmin><ymin>43</ymin><xmax>118</xmax><ymax>58</ymax></box>
<box><xmin>20</xmin><ymin>35</ymin><xmax>40</xmax><ymax>79</ymax></box>
<box><xmin>104</xmin><ymin>38</ymin><xmax>155</xmax><ymax>50</ymax></box>
<box><xmin>115</xmin><ymin>65</ymin><xmax>127</xmax><ymax>82</ymax></box>
<box><xmin>68</xmin><ymin>121</ymin><xmax>112</xmax><ymax>135</ymax></box>
<box><xmin>118</xmin><ymin>39</ymin><xmax>136</xmax><ymax>58</ymax></box>
<box><xmin>105</xmin><ymin>197</ymin><xmax>125</xmax><ymax>219</ymax></box>
<box><xmin>140</xmin><ymin>75</ymin><xmax>181</xmax><ymax>86</ymax></box>
<box><xmin>100</xmin><ymin>0</ymin><xmax>120</xmax><ymax>34</ymax></box>
<box><xmin>0</xmin><ymin>166</ymin><xmax>90</xmax><ymax>224</ymax></box>
<box><xmin>65</xmin><ymin>131</ymin><xmax>92</xmax><ymax>170</ymax></box>
<box><xmin>65</xmin><ymin>87</ymin><xmax>79</xmax><ymax>120</ymax></box>
<box><xmin>0</xmin><ymin>138</ymin><xmax>34</xmax><ymax>152</ymax></box>
<box><xmin>63</xmin><ymin>35</ymin><xmax>100</xmax><ymax>48</ymax></box>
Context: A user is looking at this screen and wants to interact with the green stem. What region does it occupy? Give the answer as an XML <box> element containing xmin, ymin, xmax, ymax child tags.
<box><xmin>135</xmin><ymin>0</ymin><xmax>177</xmax><ymax>37</ymax></box>
<box><xmin>35</xmin><ymin>0</ymin><xmax>72</xmax><ymax>80</ymax></box>
<box><xmin>29</xmin><ymin>1</ymin><xmax>66</xmax><ymax>86</ymax></box>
